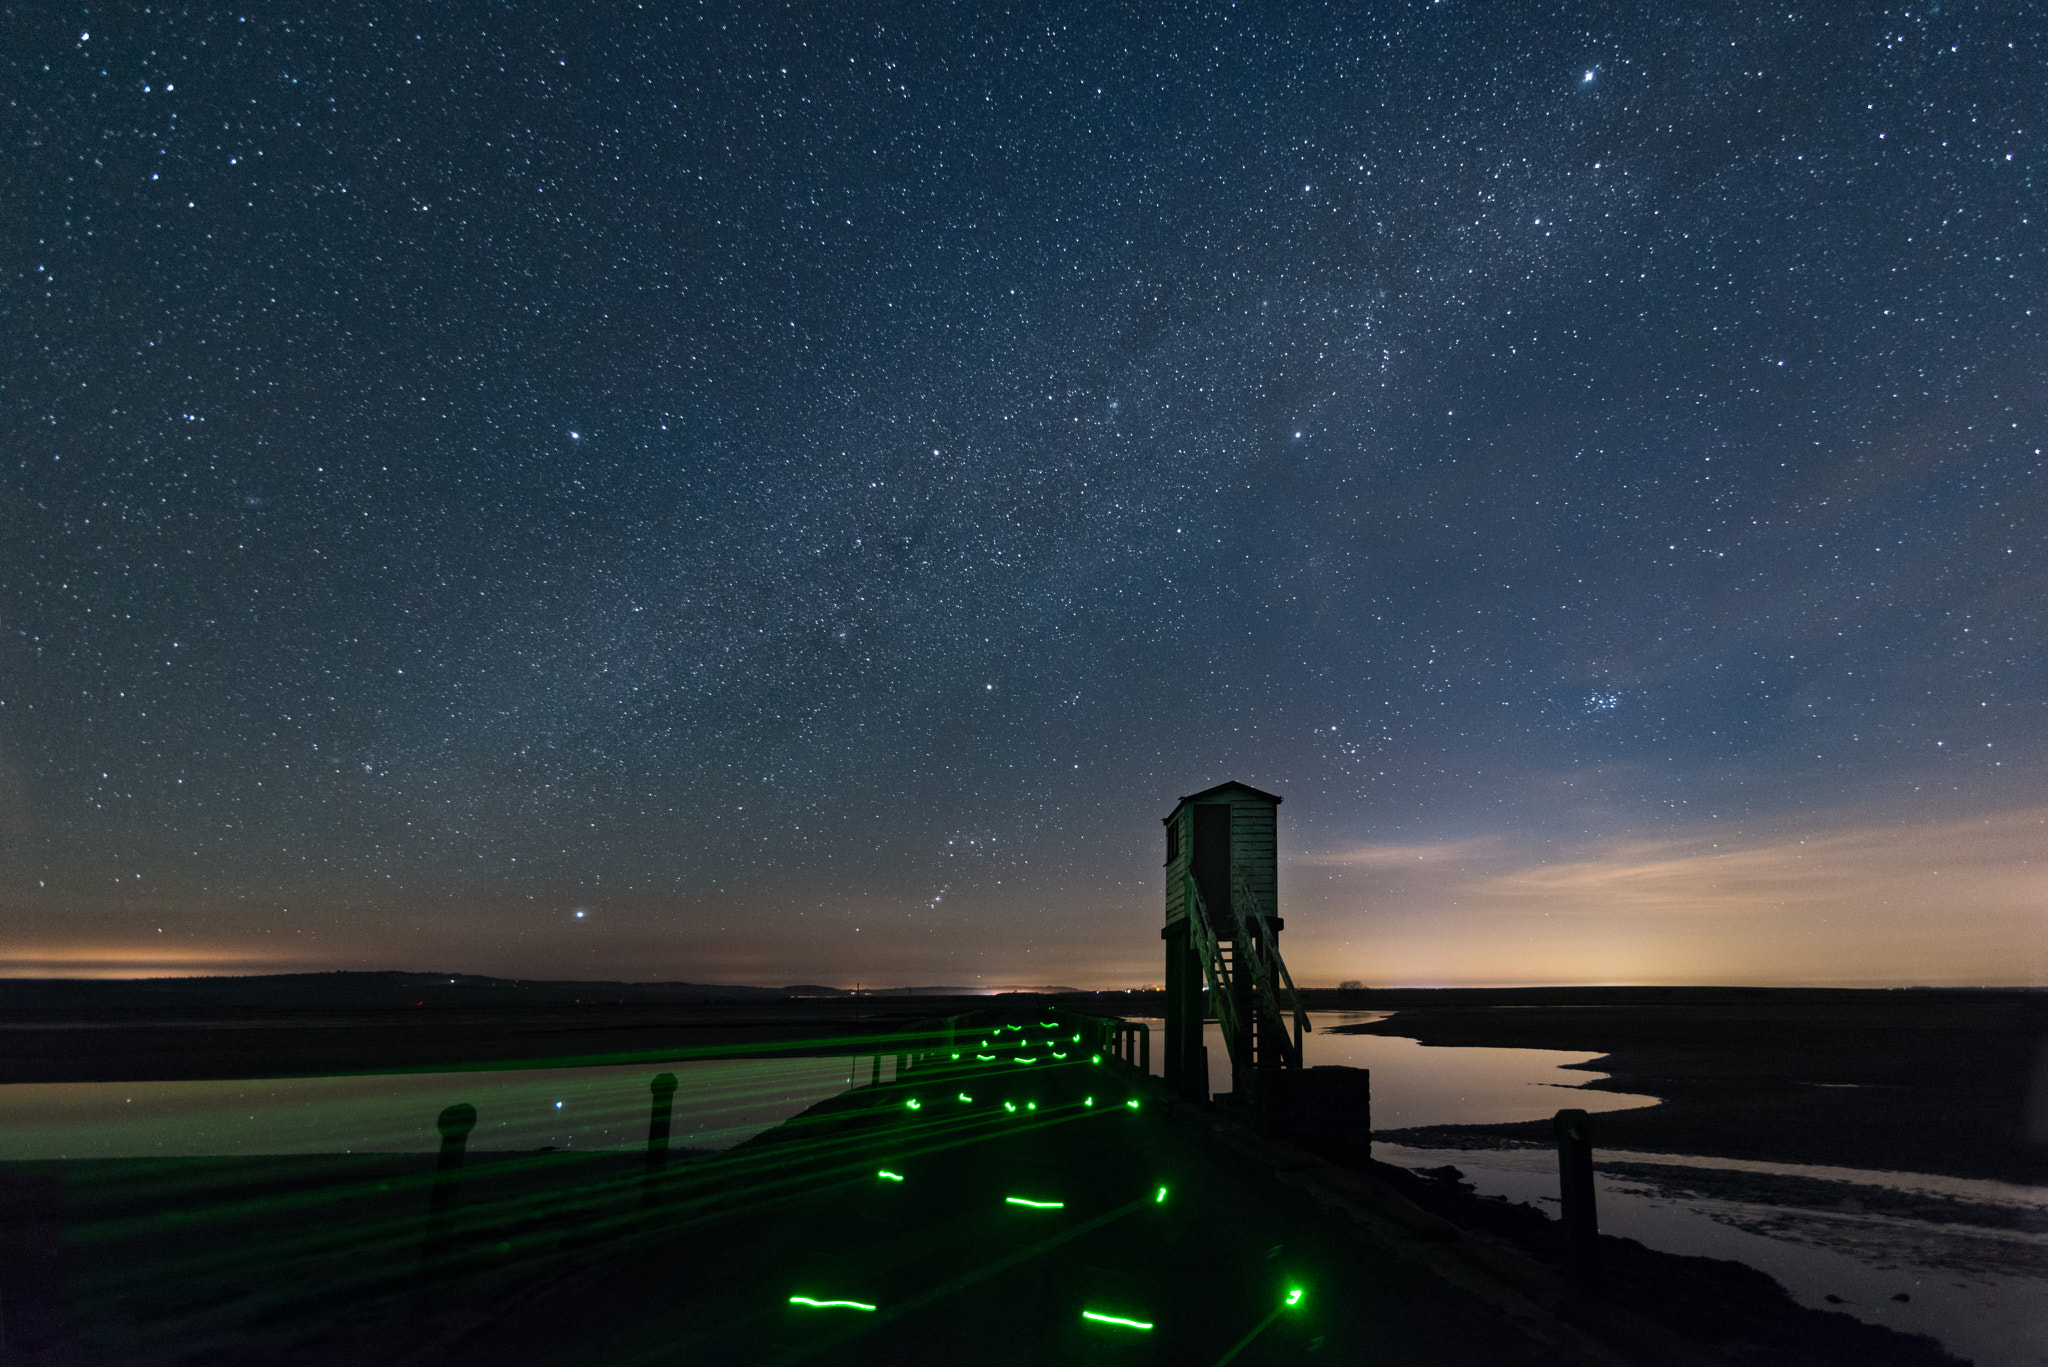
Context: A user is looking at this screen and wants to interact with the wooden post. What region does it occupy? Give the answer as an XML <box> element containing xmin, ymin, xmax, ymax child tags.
<box><xmin>1554</xmin><ymin>1108</ymin><xmax>1599</xmax><ymax>1284</ymax></box>
<box><xmin>644</xmin><ymin>1073</ymin><xmax>678</xmax><ymax>1205</ymax></box>
<box><xmin>1135</xmin><ymin>1021</ymin><xmax>1150</xmax><ymax>1074</ymax></box>
<box><xmin>415</xmin><ymin>1102</ymin><xmax>476</xmax><ymax>1313</ymax></box>
<box><xmin>1162</xmin><ymin>920</ymin><xmax>1207</xmax><ymax>1101</ymax></box>
<box><xmin>869</xmin><ymin>1053</ymin><xmax>881</xmax><ymax>1087</ymax></box>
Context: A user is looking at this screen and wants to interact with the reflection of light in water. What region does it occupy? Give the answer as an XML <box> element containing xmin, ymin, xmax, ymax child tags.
<box><xmin>1124</xmin><ymin>1013</ymin><xmax>1659</xmax><ymax>1125</ymax></box>
<box><xmin>1375</xmin><ymin>1142</ymin><xmax>2046</xmax><ymax>1367</ymax></box>
<box><xmin>0</xmin><ymin>1055</ymin><xmax>866</xmax><ymax>1159</ymax></box>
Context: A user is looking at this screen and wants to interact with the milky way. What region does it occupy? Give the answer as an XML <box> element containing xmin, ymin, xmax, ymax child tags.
<box><xmin>5</xmin><ymin>5</ymin><xmax>2041</xmax><ymax>986</ymax></box>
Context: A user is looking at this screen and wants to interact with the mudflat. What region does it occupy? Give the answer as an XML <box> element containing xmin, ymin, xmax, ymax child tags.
<box><xmin>1322</xmin><ymin>988</ymin><xmax>2047</xmax><ymax>1183</ymax></box>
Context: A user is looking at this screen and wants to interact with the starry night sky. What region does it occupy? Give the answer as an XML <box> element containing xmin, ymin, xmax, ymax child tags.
<box><xmin>5</xmin><ymin>3</ymin><xmax>2042</xmax><ymax>988</ymax></box>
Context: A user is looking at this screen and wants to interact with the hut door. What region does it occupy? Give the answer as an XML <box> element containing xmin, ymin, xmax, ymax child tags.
<box><xmin>1191</xmin><ymin>805</ymin><xmax>1232</xmax><ymax>919</ymax></box>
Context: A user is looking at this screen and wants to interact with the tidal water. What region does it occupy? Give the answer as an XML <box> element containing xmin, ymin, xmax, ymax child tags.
<box><xmin>0</xmin><ymin>1054</ymin><xmax>866</xmax><ymax>1158</ymax></box>
<box><xmin>1256</xmin><ymin>1010</ymin><xmax>2043</xmax><ymax>1367</ymax></box>
<box><xmin>0</xmin><ymin>1011</ymin><xmax>1637</xmax><ymax>1159</ymax></box>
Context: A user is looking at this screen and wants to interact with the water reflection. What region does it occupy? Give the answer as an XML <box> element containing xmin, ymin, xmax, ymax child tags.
<box><xmin>1375</xmin><ymin>1142</ymin><xmax>2048</xmax><ymax>1367</ymax></box>
<box><xmin>0</xmin><ymin>1055</ymin><xmax>865</xmax><ymax>1159</ymax></box>
<box><xmin>1126</xmin><ymin>1012</ymin><xmax>1661</xmax><ymax>1125</ymax></box>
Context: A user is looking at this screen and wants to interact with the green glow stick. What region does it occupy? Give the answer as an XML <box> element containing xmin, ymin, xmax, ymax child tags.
<box><xmin>1285</xmin><ymin>1287</ymin><xmax>1304</xmax><ymax>1306</ymax></box>
<box><xmin>1051</xmin><ymin>1051</ymin><xmax>1067</xmax><ymax>1058</ymax></box>
<box><xmin>1126</xmin><ymin>1099</ymin><xmax>1140</xmax><ymax>1109</ymax></box>
<box><xmin>1004</xmin><ymin>1196</ymin><xmax>1064</xmax><ymax>1209</ymax></box>
<box><xmin>1081</xmin><ymin>1310</ymin><xmax>1153</xmax><ymax>1330</ymax></box>
<box><xmin>1085</xmin><ymin>1096</ymin><xmax>1094</xmax><ymax>1106</ymax></box>
<box><xmin>877</xmin><ymin>1170</ymin><xmax>904</xmax><ymax>1181</ymax></box>
<box><xmin>1038</xmin><ymin>1021</ymin><xmax>1057</xmax><ymax>1028</ymax></box>
<box><xmin>905</xmin><ymin>1098</ymin><xmax>921</xmax><ymax>1110</ymax></box>
<box><xmin>1004</xmin><ymin>1101</ymin><xmax>1017</xmax><ymax>1112</ymax></box>
<box><xmin>1013</xmin><ymin>1056</ymin><xmax>1036</xmax><ymax>1064</ymax></box>
<box><xmin>789</xmin><ymin>1297</ymin><xmax>876</xmax><ymax>1311</ymax></box>
<box><xmin>977</xmin><ymin>1054</ymin><xmax>997</xmax><ymax>1061</ymax></box>
<box><xmin>958</xmin><ymin>1093</ymin><xmax>973</xmax><ymax>1103</ymax></box>
<box><xmin>1155</xmin><ymin>1185</ymin><xmax>1167</xmax><ymax>1203</ymax></box>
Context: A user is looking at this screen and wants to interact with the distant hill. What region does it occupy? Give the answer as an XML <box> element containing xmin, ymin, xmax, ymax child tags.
<box><xmin>851</xmin><ymin>985</ymin><xmax>1085</xmax><ymax>997</ymax></box>
<box><xmin>0</xmin><ymin>971</ymin><xmax>852</xmax><ymax>1013</ymax></box>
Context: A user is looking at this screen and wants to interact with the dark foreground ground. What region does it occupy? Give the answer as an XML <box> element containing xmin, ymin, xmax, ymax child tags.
<box><xmin>0</xmin><ymin>995</ymin><xmax>1977</xmax><ymax>1366</ymax></box>
<box><xmin>0</xmin><ymin>979</ymin><xmax>2030</xmax><ymax>1363</ymax></box>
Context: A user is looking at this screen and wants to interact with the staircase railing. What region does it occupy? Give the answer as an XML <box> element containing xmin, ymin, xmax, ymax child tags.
<box><xmin>1232</xmin><ymin>872</ymin><xmax>1311</xmax><ymax>1058</ymax></box>
<box><xmin>1185</xmin><ymin>873</ymin><xmax>1306</xmax><ymax>1076</ymax></box>
<box><xmin>1181</xmin><ymin>875</ymin><xmax>1242</xmax><ymax>1064</ymax></box>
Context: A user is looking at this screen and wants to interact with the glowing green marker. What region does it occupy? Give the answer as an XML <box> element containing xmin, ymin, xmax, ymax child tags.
<box><xmin>1071</xmin><ymin>1033</ymin><xmax>1081</xmax><ymax>1042</ymax></box>
<box><xmin>1082</xmin><ymin>1310</ymin><xmax>1153</xmax><ymax>1330</ymax></box>
<box><xmin>1091</xmin><ymin>1054</ymin><xmax>1102</xmax><ymax>1064</ymax></box>
<box><xmin>1155</xmin><ymin>1185</ymin><xmax>1168</xmax><ymax>1203</ymax></box>
<box><xmin>1038</xmin><ymin>1021</ymin><xmax>1057</xmax><ymax>1028</ymax></box>
<box><xmin>1051</xmin><ymin>1051</ymin><xmax>1067</xmax><ymax>1058</ymax></box>
<box><xmin>1126</xmin><ymin>1098</ymin><xmax>1141</xmax><ymax>1110</ymax></box>
<box><xmin>877</xmin><ymin>1170</ymin><xmax>904</xmax><ymax>1182</ymax></box>
<box><xmin>789</xmin><ymin>1297</ymin><xmax>876</xmax><ymax>1312</ymax></box>
<box><xmin>1004</xmin><ymin>1101</ymin><xmax>1017</xmax><ymax>1113</ymax></box>
<box><xmin>1013</xmin><ymin>1056</ymin><xmax>1036</xmax><ymax>1064</ymax></box>
<box><xmin>1085</xmin><ymin>1096</ymin><xmax>1094</xmax><ymax>1106</ymax></box>
<box><xmin>977</xmin><ymin>1054</ymin><xmax>997</xmax><ymax>1061</ymax></box>
<box><xmin>1026</xmin><ymin>1101</ymin><xmax>1037</xmax><ymax>1110</ymax></box>
<box><xmin>905</xmin><ymin>1098</ymin><xmax>921</xmax><ymax>1110</ymax></box>
<box><xmin>1005</xmin><ymin>1196</ymin><xmax>1064</xmax><ymax>1209</ymax></box>
<box><xmin>1285</xmin><ymin>1287</ymin><xmax>1304</xmax><ymax>1307</ymax></box>
<box><xmin>958</xmin><ymin>1093</ymin><xmax>973</xmax><ymax>1103</ymax></box>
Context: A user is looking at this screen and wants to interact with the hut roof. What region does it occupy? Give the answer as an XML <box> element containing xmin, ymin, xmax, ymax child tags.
<box><xmin>1165</xmin><ymin>780</ymin><xmax>1283</xmax><ymax>818</ymax></box>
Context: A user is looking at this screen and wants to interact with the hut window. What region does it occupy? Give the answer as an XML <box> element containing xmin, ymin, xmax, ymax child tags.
<box><xmin>1165</xmin><ymin>820</ymin><xmax>1180</xmax><ymax>864</ymax></box>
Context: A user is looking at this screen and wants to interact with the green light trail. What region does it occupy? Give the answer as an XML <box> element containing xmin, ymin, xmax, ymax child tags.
<box><xmin>1214</xmin><ymin>1285</ymin><xmax>1310</xmax><ymax>1365</ymax></box>
<box><xmin>1126</xmin><ymin>1099</ymin><xmax>1140</xmax><ymax>1109</ymax></box>
<box><xmin>1082</xmin><ymin>1310</ymin><xmax>1154</xmax><ymax>1330</ymax></box>
<box><xmin>47</xmin><ymin>1012</ymin><xmax>1165</xmax><ymax>1358</ymax></box>
<box><xmin>1155</xmin><ymin>1185</ymin><xmax>1167</xmax><ymax>1203</ymax></box>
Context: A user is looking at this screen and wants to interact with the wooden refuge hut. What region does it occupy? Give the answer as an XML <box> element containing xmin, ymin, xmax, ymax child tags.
<box><xmin>1160</xmin><ymin>781</ymin><xmax>1307</xmax><ymax>1107</ymax></box>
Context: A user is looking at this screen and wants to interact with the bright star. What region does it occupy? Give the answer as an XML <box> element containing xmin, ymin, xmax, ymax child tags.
<box><xmin>1583</xmin><ymin>70</ymin><xmax>1595</xmax><ymax>82</ymax></box>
